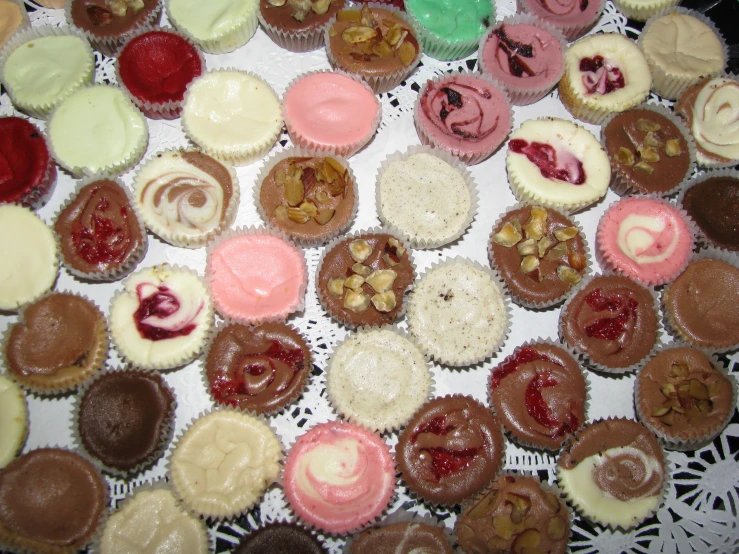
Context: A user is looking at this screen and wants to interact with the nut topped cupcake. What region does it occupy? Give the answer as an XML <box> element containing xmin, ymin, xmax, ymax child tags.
<box><xmin>259</xmin><ymin>0</ymin><xmax>346</xmax><ymax>52</ymax></box>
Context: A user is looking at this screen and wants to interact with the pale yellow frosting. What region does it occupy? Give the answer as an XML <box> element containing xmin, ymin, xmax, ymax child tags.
<box><xmin>0</xmin><ymin>375</ymin><xmax>27</xmax><ymax>470</ymax></box>
<box><xmin>169</xmin><ymin>0</ymin><xmax>257</xmax><ymax>41</ymax></box>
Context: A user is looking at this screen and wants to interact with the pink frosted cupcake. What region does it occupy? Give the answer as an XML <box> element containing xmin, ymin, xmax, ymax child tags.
<box><xmin>517</xmin><ymin>0</ymin><xmax>604</xmax><ymax>41</ymax></box>
<box><xmin>414</xmin><ymin>72</ymin><xmax>513</xmax><ymax>165</ymax></box>
<box><xmin>597</xmin><ymin>196</ymin><xmax>694</xmax><ymax>287</ymax></box>
<box><xmin>283</xmin><ymin>421</ymin><xmax>395</xmax><ymax>535</ymax></box>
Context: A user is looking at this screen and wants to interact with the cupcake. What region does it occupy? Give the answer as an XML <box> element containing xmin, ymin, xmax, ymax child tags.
<box><xmin>54</xmin><ymin>177</ymin><xmax>147</xmax><ymax>281</ymax></box>
<box><xmin>0</xmin><ymin>205</ymin><xmax>58</xmax><ymax>311</ymax></box>
<box><xmin>376</xmin><ymin>147</ymin><xmax>477</xmax><ymax>247</ymax></box>
<box><xmin>255</xmin><ymin>149</ymin><xmax>357</xmax><ymax>246</ymax></box>
<box><xmin>326</xmin><ymin>327</ymin><xmax>431</xmax><ymax>433</ymax></box>
<box><xmin>506</xmin><ymin>118</ymin><xmax>610</xmax><ymax>213</ymax></box>
<box><xmin>559</xmin><ymin>274</ymin><xmax>659</xmax><ymax>373</ymax></box>
<box><xmin>133</xmin><ymin>149</ymin><xmax>239</xmax><ymax>248</ymax></box>
<box><xmin>182</xmin><ymin>70</ymin><xmax>283</xmax><ymax>166</ymax></box>
<box><xmin>5</xmin><ymin>292</ymin><xmax>108</xmax><ymax>394</ymax></box>
<box><xmin>0</xmin><ymin>0</ymin><xmax>29</xmax><ymax>50</ymax></box>
<box><xmin>283</xmin><ymin>421</ymin><xmax>395</xmax><ymax>535</ymax></box>
<box><xmin>233</xmin><ymin>522</ymin><xmax>327</xmax><ymax>553</ymax></box>
<box><xmin>635</xmin><ymin>345</ymin><xmax>736</xmax><ymax>450</ymax></box>
<box><xmin>488</xmin><ymin>204</ymin><xmax>590</xmax><ymax>308</ymax></box>
<box><xmin>638</xmin><ymin>8</ymin><xmax>726</xmax><ymax>100</ymax></box>
<box><xmin>413</xmin><ymin>72</ymin><xmax>513</xmax><ymax>165</ymax></box>
<box><xmin>478</xmin><ymin>14</ymin><xmax>566</xmax><ymax>105</ymax></box>
<box><xmin>109</xmin><ymin>264</ymin><xmax>213</xmax><ymax>370</ymax></box>
<box><xmin>0</xmin><ymin>375</ymin><xmax>27</xmax><ymax>470</ymax></box>
<box><xmin>557</xmin><ymin>418</ymin><xmax>666</xmax><ymax>529</ymax></box>
<box><xmin>679</xmin><ymin>170</ymin><xmax>739</xmax><ymax>252</ymax></box>
<box><xmin>47</xmin><ymin>84</ymin><xmax>149</xmax><ymax>177</ymax></box>
<box><xmin>597</xmin><ymin>196</ymin><xmax>694</xmax><ymax>286</ymax></box>
<box><xmin>612</xmin><ymin>0</ymin><xmax>678</xmax><ymax>22</ymax></box>
<box><xmin>404</xmin><ymin>0</ymin><xmax>494</xmax><ymax>60</ymax></box>
<box><xmin>258</xmin><ymin>0</ymin><xmax>346</xmax><ymax>52</ymax></box>
<box><xmin>167</xmin><ymin>0</ymin><xmax>259</xmax><ymax>54</ymax></box>
<box><xmin>348</xmin><ymin>513</ymin><xmax>453</xmax><ymax>553</ymax></box>
<box><xmin>396</xmin><ymin>395</ymin><xmax>505</xmax><ymax>506</ymax></box>
<box><xmin>0</xmin><ymin>117</ymin><xmax>57</xmax><ymax>210</ymax></box>
<box><xmin>489</xmin><ymin>341</ymin><xmax>586</xmax><ymax>450</ymax></box>
<box><xmin>558</xmin><ymin>33</ymin><xmax>652</xmax><ymax>125</ymax></box>
<box><xmin>516</xmin><ymin>0</ymin><xmax>604</xmax><ymax>41</ymax></box>
<box><xmin>324</xmin><ymin>4</ymin><xmax>421</xmax><ymax>93</ymax></box>
<box><xmin>283</xmin><ymin>70</ymin><xmax>381</xmax><ymax>158</ymax></box>
<box><xmin>207</xmin><ymin>228</ymin><xmax>306</xmax><ymax>325</ymax></box>
<box><xmin>116</xmin><ymin>27</ymin><xmax>204</xmax><ymax>119</ymax></box>
<box><xmin>204</xmin><ymin>321</ymin><xmax>312</xmax><ymax>415</ymax></box>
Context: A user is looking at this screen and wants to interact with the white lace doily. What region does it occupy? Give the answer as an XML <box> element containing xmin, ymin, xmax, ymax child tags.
<box><xmin>2</xmin><ymin>2</ymin><xmax>738</xmax><ymax>553</ymax></box>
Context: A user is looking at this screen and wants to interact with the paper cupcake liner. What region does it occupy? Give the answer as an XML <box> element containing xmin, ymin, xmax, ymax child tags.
<box><xmin>166</xmin><ymin>407</ymin><xmax>284</xmax><ymax>521</ymax></box>
<box><xmin>638</xmin><ymin>7</ymin><xmax>728</xmax><ymax>101</ymax></box>
<box><xmin>231</xmin><ymin>520</ymin><xmax>328</xmax><ymax>553</ymax></box>
<box><xmin>558</xmin><ymin>272</ymin><xmax>662</xmax><ymax>374</ymax></box>
<box><xmin>258</xmin><ymin>2</ymin><xmax>341</xmax><ymax>52</ymax></box>
<box><xmin>596</xmin><ymin>195</ymin><xmax>697</xmax><ymax>287</ymax></box>
<box><xmin>2</xmin><ymin>290</ymin><xmax>109</xmax><ymax>396</ymax></box>
<box><xmin>70</xmin><ymin>366</ymin><xmax>176</xmax><ymax>477</ymax></box>
<box><xmin>516</xmin><ymin>0</ymin><xmax>605</xmax><ymax>41</ymax></box>
<box><xmin>314</xmin><ymin>226</ymin><xmax>416</xmax><ymax>329</ymax></box>
<box><xmin>253</xmin><ymin>147</ymin><xmax>359</xmax><ymax>247</ymax></box>
<box><xmin>0</xmin><ymin>25</ymin><xmax>95</xmax><ymax>119</ymax></box>
<box><xmin>477</xmin><ymin>13</ymin><xmax>567</xmax><ymax>106</ymax></box>
<box><xmin>205</xmin><ymin>226</ymin><xmax>308</xmax><ymax>325</ymax></box>
<box><xmin>556</xmin><ymin>417</ymin><xmax>670</xmax><ymax>531</ymax></box>
<box><xmin>633</xmin><ymin>343</ymin><xmax>738</xmax><ymax>451</ymax></box>
<box><xmin>130</xmin><ymin>148</ymin><xmax>240</xmax><ymax>248</ymax></box>
<box><xmin>612</xmin><ymin>0</ymin><xmax>678</xmax><ymax>22</ymax></box>
<box><xmin>109</xmin><ymin>264</ymin><xmax>214</xmax><ymax>371</ymax></box>
<box><xmin>52</xmin><ymin>175</ymin><xmax>148</xmax><ymax>282</ymax></box>
<box><xmin>676</xmin><ymin>168</ymin><xmax>739</xmax><ymax>254</ymax></box>
<box><xmin>181</xmin><ymin>68</ymin><xmax>283</xmax><ymax>166</ymax></box>
<box><xmin>165</xmin><ymin>0</ymin><xmax>258</xmax><ymax>54</ymax></box>
<box><xmin>325</xmin><ymin>325</ymin><xmax>435</xmax><ymax>434</ymax></box>
<box><xmin>201</xmin><ymin>318</ymin><xmax>313</xmax><ymax>417</ymax></box>
<box><xmin>114</xmin><ymin>25</ymin><xmax>206</xmax><ymax>120</ymax></box>
<box><xmin>375</xmin><ymin>144</ymin><xmax>479</xmax><ymax>247</ymax></box>
<box><xmin>65</xmin><ymin>0</ymin><xmax>163</xmax><ymax>57</ymax></box>
<box><xmin>487</xmin><ymin>202</ymin><xmax>592</xmax><ymax>309</ymax></box>
<box><xmin>487</xmin><ymin>338</ymin><xmax>591</xmax><ymax>452</ymax></box>
<box><xmin>324</xmin><ymin>3</ymin><xmax>422</xmax><ymax>94</ymax></box>
<box><xmin>283</xmin><ymin>69</ymin><xmax>382</xmax><ymax>158</ymax></box>
<box><xmin>413</xmin><ymin>71</ymin><xmax>513</xmax><ymax>165</ymax></box>
<box><xmin>600</xmin><ymin>103</ymin><xmax>697</xmax><ymax>198</ymax></box>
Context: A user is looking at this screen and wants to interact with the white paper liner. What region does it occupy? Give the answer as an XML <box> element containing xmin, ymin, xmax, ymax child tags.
<box><xmin>205</xmin><ymin>226</ymin><xmax>308</xmax><ymax>325</ymax></box>
<box><xmin>2</xmin><ymin>290</ymin><xmax>109</xmax><ymax>396</ymax></box>
<box><xmin>109</xmin><ymin>264</ymin><xmax>214</xmax><ymax>371</ymax></box>
<box><xmin>487</xmin><ymin>202</ymin><xmax>592</xmax><ymax>309</ymax></box>
<box><xmin>52</xmin><ymin>174</ymin><xmax>148</xmax><ymax>282</ymax></box>
<box><xmin>487</xmin><ymin>338</ymin><xmax>591</xmax><ymax>452</ymax></box>
<box><xmin>0</xmin><ymin>374</ymin><xmax>28</xmax><ymax>469</ymax></box>
<box><xmin>65</xmin><ymin>0</ymin><xmax>163</xmax><ymax>57</ymax></box>
<box><xmin>596</xmin><ymin>194</ymin><xmax>697</xmax><ymax>287</ymax></box>
<box><xmin>165</xmin><ymin>0</ymin><xmax>258</xmax><ymax>54</ymax></box>
<box><xmin>375</xmin><ymin>145</ymin><xmax>479</xmax><ymax>247</ymax></box>
<box><xmin>282</xmin><ymin>69</ymin><xmax>382</xmax><ymax>158</ymax></box>
<box><xmin>114</xmin><ymin>25</ymin><xmax>206</xmax><ymax>120</ymax></box>
<box><xmin>600</xmin><ymin>103</ymin><xmax>697</xmax><ymax>198</ymax></box>
<box><xmin>253</xmin><ymin>147</ymin><xmax>359</xmax><ymax>247</ymax></box>
<box><xmin>323</xmin><ymin>3</ymin><xmax>423</xmax><ymax>94</ymax></box>
<box><xmin>231</xmin><ymin>519</ymin><xmax>328</xmax><ymax>552</ymax></box>
<box><xmin>0</xmin><ymin>25</ymin><xmax>95</xmax><ymax>119</ymax></box>
<box><xmin>314</xmin><ymin>226</ymin><xmax>416</xmax><ymax>329</ymax></box>
<box><xmin>555</xmin><ymin>417</ymin><xmax>670</xmax><ymax>531</ymax></box>
<box><xmin>70</xmin><ymin>366</ymin><xmax>176</xmax><ymax>476</ymax></box>
<box><xmin>612</xmin><ymin>0</ymin><xmax>678</xmax><ymax>22</ymax></box>
<box><xmin>638</xmin><ymin>7</ymin><xmax>728</xmax><ymax>101</ymax></box>
<box><xmin>325</xmin><ymin>325</ymin><xmax>435</xmax><ymax>434</ymax></box>
<box><xmin>258</xmin><ymin>1</ymin><xmax>341</xmax><ymax>53</ymax></box>
<box><xmin>516</xmin><ymin>0</ymin><xmax>605</xmax><ymax>41</ymax></box>
<box><xmin>413</xmin><ymin>71</ymin><xmax>514</xmax><ymax>165</ymax></box>
<box><xmin>181</xmin><ymin>68</ymin><xmax>283</xmax><ymax>167</ymax></box>
<box><xmin>558</xmin><ymin>272</ymin><xmax>662</xmax><ymax>374</ymax></box>
<box><xmin>633</xmin><ymin>343</ymin><xmax>738</xmax><ymax>451</ymax></box>
<box><xmin>477</xmin><ymin>13</ymin><xmax>567</xmax><ymax>106</ymax></box>
<box><xmin>130</xmin><ymin>148</ymin><xmax>240</xmax><ymax>248</ymax></box>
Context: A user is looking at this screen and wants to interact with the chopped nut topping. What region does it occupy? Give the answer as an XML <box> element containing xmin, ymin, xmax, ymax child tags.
<box><xmin>273</xmin><ymin>205</ymin><xmax>288</xmax><ymax>222</ymax></box>
<box><xmin>366</xmin><ymin>269</ymin><xmax>397</xmax><ymax>293</ymax></box>
<box><xmin>371</xmin><ymin>291</ymin><xmax>396</xmax><ymax>312</ymax></box>
<box><xmin>342</xmin><ymin>25</ymin><xmax>378</xmax><ymax>43</ymax></box>
<box><xmin>517</xmin><ymin>238</ymin><xmax>537</xmax><ymax>257</ymax></box>
<box><xmin>553</xmin><ymin>226</ymin><xmax>579</xmax><ymax>242</ymax></box>
<box><xmin>299</xmin><ymin>201</ymin><xmax>318</xmax><ymax>217</ymax></box>
<box><xmin>337</xmin><ymin>8</ymin><xmax>360</xmax><ymax>21</ymax></box>
<box><xmin>382</xmin><ymin>253</ymin><xmax>399</xmax><ymax>267</ymax></box>
<box><xmin>397</xmin><ymin>40</ymin><xmax>416</xmax><ymax>66</ymax></box>
<box><xmin>634</xmin><ymin>161</ymin><xmax>654</xmax><ymax>174</ymax></box>
<box><xmin>492</xmin><ymin>222</ymin><xmax>523</xmax><ymax>247</ymax></box>
<box><xmin>643</xmin><ymin>130</ymin><xmax>662</xmax><ymax>148</ymax></box>
<box><xmin>106</xmin><ymin>0</ymin><xmax>127</xmax><ymax>16</ymax></box>
<box><xmin>636</xmin><ymin>118</ymin><xmax>661</xmax><ymax>132</ymax></box>
<box><xmin>344</xmin><ymin>274</ymin><xmax>365</xmax><ymax>291</ymax></box>
<box><xmin>545</xmin><ymin>242</ymin><xmax>568</xmax><ymax>261</ymax></box>
<box><xmin>637</xmin><ymin>145</ymin><xmax>660</xmax><ymax>163</ymax></box>
<box><xmin>315</xmin><ymin>190</ymin><xmax>331</xmax><ymax>205</ymax></box>
<box><xmin>328</xmin><ymin>278</ymin><xmax>345</xmax><ymax>297</ymax></box>
<box><xmin>311</xmin><ymin>0</ymin><xmax>330</xmax><ymax>14</ymax></box>
<box><xmin>538</xmin><ymin>235</ymin><xmax>554</xmax><ymax>258</ymax></box>
<box><xmin>349</xmin><ymin>239</ymin><xmax>372</xmax><ymax>263</ymax></box>
<box><xmin>344</xmin><ymin>290</ymin><xmax>370</xmax><ymax>312</ymax></box>
<box><xmin>267</xmin><ymin>0</ymin><xmax>287</xmax><ymax>5</ymax></box>
<box><xmin>547</xmin><ymin>517</ymin><xmax>566</xmax><ymax>541</ymax></box>
<box><xmin>284</xmin><ymin>167</ymin><xmax>305</xmax><ymax>207</ymax></box>
<box><xmin>614</xmin><ymin>147</ymin><xmax>635</xmax><ymax>166</ymax></box>
<box><xmin>557</xmin><ymin>265</ymin><xmax>582</xmax><ymax>285</ymax></box>
<box><xmin>314</xmin><ymin>209</ymin><xmax>335</xmax><ymax>225</ymax></box>
<box><xmin>523</xmin><ymin>207</ymin><xmax>547</xmax><ymax>240</ymax></box>
<box><xmin>288</xmin><ymin>0</ymin><xmax>312</xmax><ymax>21</ymax></box>
<box><xmin>665</xmin><ymin>138</ymin><xmax>682</xmax><ymax>157</ymax></box>
<box><xmin>351</xmin><ymin>263</ymin><xmax>371</xmax><ymax>277</ymax></box>
<box><xmin>387</xmin><ymin>237</ymin><xmax>406</xmax><ymax>257</ymax></box>
<box><xmin>373</xmin><ymin>40</ymin><xmax>394</xmax><ymax>57</ymax></box>
<box><xmin>287</xmin><ymin>207</ymin><xmax>311</xmax><ymax>223</ymax></box>
<box><xmin>520</xmin><ymin>255</ymin><xmax>539</xmax><ymax>274</ymax></box>
<box><xmin>568</xmin><ymin>249</ymin><xmax>587</xmax><ymax>271</ymax></box>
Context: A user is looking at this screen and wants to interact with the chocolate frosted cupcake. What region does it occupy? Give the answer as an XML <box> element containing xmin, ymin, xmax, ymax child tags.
<box><xmin>259</xmin><ymin>0</ymin><xmax>345</xmax><ymax>52</ymax></box>
<box><xmin>679</xmin><ymin>170</ymin><xmax>739</xmax><ymax>252</ymax></box>
<box><xmin>233</xmin><ymin>522</ymin><xmax>327</xmax><ymax>553</ymax></box>
<box><xmin>349</xmin><ymin>516</ymin><xmax>453</xmax><ymax>553</ymax></box>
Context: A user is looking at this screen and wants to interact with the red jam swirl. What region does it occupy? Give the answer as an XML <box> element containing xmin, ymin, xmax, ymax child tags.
<box><xmin>579</xmin><ymin>55</ymin><xmax>625</xmax><ymax>95</ymax></box>
<box><xmin>134</xmin><ymin>285</ymin><xmax>197</xmax><ymax>341</ymax></box>
<box><xmin>509</xmin><ymin>139</ymin><xmax>586</xmax><ymax>184</ymax></box>
<box><xmin>412</xmin><ymin>415</ymin><xmax>482</xmax><ymax>482</ymax></box>
<box><xmin>72</xmin><ymin>194</ymin><xmax>135</xmax><ymax>265</ymax></box>
<box><xmin>583</xmin><ymin>288</ymin><xmax>638</xmax><ymax>340</ymax></box>
<box><xmin>494</xmin><ymin>25</ymin><xmax>535</xmax><ymax>77</ymax></box>
<box><xmin>490</xmin><ymin>347</ymin><xmax>555</xmax><ymax>388</ymax></box>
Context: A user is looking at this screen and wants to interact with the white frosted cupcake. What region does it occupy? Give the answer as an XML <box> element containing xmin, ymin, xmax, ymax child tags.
<box><xmin>612</xmin><ymin>0</ymin><xmax>678</xmax><ymax>22</ymax></box>
<box><xmin>167</xmin><ymin>0</ymin><xmax>259</xmax><ymax>54</ymax></box>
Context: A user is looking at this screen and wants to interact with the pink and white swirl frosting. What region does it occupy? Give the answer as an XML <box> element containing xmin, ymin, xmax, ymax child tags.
<box><xmin>691</xmin><ymin>77</ymin><xmax>739</xmax><ymax>164</ymax></box>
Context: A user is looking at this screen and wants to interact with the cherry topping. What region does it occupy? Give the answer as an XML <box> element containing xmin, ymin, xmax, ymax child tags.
<box><xmin>72</xmin><ymin>195</ymin><xmax>132</xmax><ymax>265</ymax></box>
<box><xmin>413</xmin><ymin>416</ymin><xmax>452</xmax><ymax>442</ymax></box>
<box><xmin>134</xmin><ymin>285</ymin><xmax>196</xmax><ymax>341</ymax></box>
<box><xmin>524</xmin><ymin>370</ymin><xmax>559</xmax><ymax>428</ymax></box>
<box><xmin>579</xmin><ymin>55</ymin><xmax>625</xmax><ymax>94</ymax></box>
<box><xmin>425</xmin><ymin>447</ymin><xmax>479</xmax><ymax>481</ymax></box>
<box><xmin>509</xmin><ymin>139</ymin><xmax>585</xmax><ymax>185</ymax></box>
<box><xmin>491</xmin><ymin>347</ymin><xmax>559</xmax><ymax>388</ymax></box>
<box><xmin>583</xmin><ymin>288</ymin><xmax>638</xmax><ymax>340</ymax></box>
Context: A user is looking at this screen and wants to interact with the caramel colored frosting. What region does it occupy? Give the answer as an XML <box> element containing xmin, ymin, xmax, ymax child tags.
<box><xmin>205</xmin><ymin>322</ymin><xmax>311</xmax><ymax>414</ymax></box>
<box><xmin>560</xmin><ymin>275</ymin><xmax>657</xmax><ymax>369</ymax></box>
<box><xmin>456</xmin><ymin>475</ymin><xmax>569</xmax><ymax>554</ymax></box>
<box><xmin>490</xmin><ymin>343</ymin><xmax>586</xmax><ymax>450</ymax></box>
<box><xmin>352</xmin><ymin>521</ymin><xmax>453</xmax><ymax>554</ymax></box>
<box><xmin>70</xmin><ymin>0</ymin><xmax>158</xmax><ymax>39</ymax></box>
<box><xmin>664</xmin><ymin>259</ymin><xmax>739</xmax><ymax>350</ymax></box>
<box><xmin>55</xmin><ymin>179</ymin><xmax>145</xmax><ymax>276</ymax></box>
<box><xmin>260</xmin><ymin>0</ymin><xmax>345</xmax><ymax>33</ymax></box>
<box><xmin>681</xmin><ymin>176</ymin><xmax>739</xmax><ymax>252</ymax></box>
<box><xmin>0</xmin><ymin>448</ymin><xmax>106</xmax><ymax>552</ymax></box>
<box><xmin>396</xmin><ymin>396</ymin><xmax>504</xmax><ymax>505</ymax></box>
<box><xmin>234</xmin><ymin>523</ymin><xmax>326</xmax><ymax>553</ymax></box>
<box><xmin>0</xmin><ymin>0</ymin><xmax>23</xmax><ymax>49</ymax></box>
